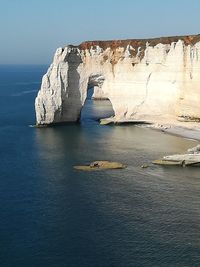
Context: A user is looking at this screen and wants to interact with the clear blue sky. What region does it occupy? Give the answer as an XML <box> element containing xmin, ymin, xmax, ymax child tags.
<box><xmin>0</xmin><ymin>0</ymin><xmax>200</xmax><ymax>64</ymax></box>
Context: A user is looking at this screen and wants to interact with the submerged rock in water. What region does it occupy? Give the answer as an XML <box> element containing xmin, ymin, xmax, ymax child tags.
<box><xmin>153</xmin><ymin>159</ymin><xmax>185</xmax><ymax>166</ymax></box>
<box><xmin>141</xmin><ymin>164</ymin><xmax>149</xmax><ymax>168</ymax></box>
<box><xmin>74</xmin><ymin>161</ymin><xmax>126</xmax><ymax>171</ymax></box>
<box><xmin>153</xmin><ymin>144</ymin><xmax>200</xmax><ymax>167</ymax></box>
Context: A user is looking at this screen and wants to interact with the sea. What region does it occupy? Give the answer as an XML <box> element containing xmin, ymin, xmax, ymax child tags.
<box><xmin>0</xmin><ymin>65</ymin><xmax>200</xmax><ymax>267</ymax></box>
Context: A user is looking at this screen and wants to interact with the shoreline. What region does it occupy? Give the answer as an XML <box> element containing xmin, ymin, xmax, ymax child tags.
<box><xmin>151</xmin><ymin>125</ymin><xmax>200</xmax><ymax>141</ymax></box>
<box><xmin>148</xmin><ymin>121</ymin><xmax>200</xmax><ymax>141</ymax></box>
<box><xmin>100</xmin><ymin>116</ymin><xmax>200</xmax><ymax>141</ymax></box>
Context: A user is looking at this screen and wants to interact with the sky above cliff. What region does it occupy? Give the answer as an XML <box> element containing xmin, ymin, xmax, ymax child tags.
<box><xmin>1</xmin><ymin>0</ymin><xmax>200</xmax><ymax>64</ymax></box>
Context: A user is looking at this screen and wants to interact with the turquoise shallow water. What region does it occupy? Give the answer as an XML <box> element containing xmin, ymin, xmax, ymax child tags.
<box><xmin>0</xmin><ymin>65</ymin><xmax>200</xmax><ymax>267</ymax></box>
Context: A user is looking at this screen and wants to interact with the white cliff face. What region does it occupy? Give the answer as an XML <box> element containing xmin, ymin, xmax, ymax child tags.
<box><xmin>92</xmin><ymin>86</ymin><xmax>108</xmax><ymax>100</ymax></box>
<box><xmin>35</xmin><ymin>36</ymin><xmax>200</xmax><ymax>125</ymax></box>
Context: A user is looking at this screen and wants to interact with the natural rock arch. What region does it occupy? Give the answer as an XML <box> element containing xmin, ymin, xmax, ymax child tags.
<box><xmin>35</xmin><ymin>35</ymin><xmax>200</xmax><ymax>126</ymax></box>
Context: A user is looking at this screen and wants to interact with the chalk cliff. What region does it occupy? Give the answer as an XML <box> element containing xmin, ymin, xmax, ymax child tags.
<box><xmin>92</xmin><ymin>86</ymin><xmax>108</xmax><ymax>100</ymax></box>
<box><xmin>35</xmin><ymin>35</ymin><xmax>200</xmax><ymax>125</ymax></box>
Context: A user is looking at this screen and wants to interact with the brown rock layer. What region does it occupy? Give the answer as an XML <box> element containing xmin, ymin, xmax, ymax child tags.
<box><xmin>73</xmin><ymin>34</ymin><xmax>200</xmax><ymax>51</ymax></box>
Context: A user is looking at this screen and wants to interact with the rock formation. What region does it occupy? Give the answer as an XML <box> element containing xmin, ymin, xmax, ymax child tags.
<box><xmin>153</xmin><ymin>144</ymin><xmax>200</xmax><ymax>166</ymax></box>
<box><xmin>35</xmin><ymin>35</ymin><xmax>200</xmax><ymax>125</ymax></box>
<box><xmin>74</xmin><ymin>161</ymin><xmax>126</xmax><ymax>171</ymax></box>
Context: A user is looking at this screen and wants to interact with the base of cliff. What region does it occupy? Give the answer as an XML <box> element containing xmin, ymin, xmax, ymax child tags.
<box><xmin>99</xmin><ymin>115</ymin><xmax>200</xmax><ymax>141</ymax></box>
<box><xmin>99</xmin><ymin>117</ymin><xmax>150</xmax><ymax>125</ymax></box>
<box><xmin>148</xmin><ymin>119</ymin><xmax>200</xmax><ymax>141</ymax></box>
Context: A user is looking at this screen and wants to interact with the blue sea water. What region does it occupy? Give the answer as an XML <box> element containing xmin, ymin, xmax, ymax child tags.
<box><xmin>0</xmin><ymin>65</ymin><xmax>200</xmax><ymax>267</ymax></box>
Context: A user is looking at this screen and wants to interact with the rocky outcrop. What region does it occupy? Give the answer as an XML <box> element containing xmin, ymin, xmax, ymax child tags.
<box><xmin>35</xmin><ymin>35</ymin><xmax>200</xmax><ymax>125</ymax></box>
<box><xmin>74</xmin><ymin>161</ymin><xmax>126</xmax><ymax>171</ymax></box>
<box><xmin>153</xmin><ymin>144</ymin><xmax>200</xmax><ymax>166</ymax></box>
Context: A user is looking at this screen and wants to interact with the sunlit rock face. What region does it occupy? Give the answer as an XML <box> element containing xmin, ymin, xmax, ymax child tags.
<box><xmin>35</xmin><ymin>35</ymin><xmax>200</xmax><ymax>125</ymax></box>
<box><xmin>92</xmin><ymin>86</ymin><xmax>108</xmax><ymax>100</ymax></box>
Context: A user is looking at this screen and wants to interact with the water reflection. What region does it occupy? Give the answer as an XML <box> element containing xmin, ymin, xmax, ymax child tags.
<box><xmin>32</xmin><ymin>98</ymin><xmax>200</xmax><ymax>266</ymax></box>
<box><xmin>2</xmin><ymin>65</ymin><xmax>200</xmax><ymax>266</ymax></box>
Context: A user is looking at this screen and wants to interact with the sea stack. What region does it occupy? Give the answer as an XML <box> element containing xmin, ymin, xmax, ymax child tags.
<box><xmin>35</xmin><ymin>35</ymin><xmax>200</xmax><ymax>125</ymax></box>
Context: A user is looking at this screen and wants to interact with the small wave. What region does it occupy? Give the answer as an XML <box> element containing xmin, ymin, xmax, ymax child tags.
<box><xmin>0</xmin><ymin>81</ymin><xmax>40</xmax><ymax>86</ymax></box>
<box><xmin>15</xmin><ymin>81</ymin><xmax>40</xmax><ymax>85</ymax></box>
<box><xmin>12</xmin><ymin>90</ymin><xmax>38</xmax><ymax>96</ymax></box>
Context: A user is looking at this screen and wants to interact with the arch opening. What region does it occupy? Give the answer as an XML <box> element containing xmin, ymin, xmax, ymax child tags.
<box><xmin>80</xmin><ymin>75</ymin><xmax>114</xmax><ymax>124</ymax></box>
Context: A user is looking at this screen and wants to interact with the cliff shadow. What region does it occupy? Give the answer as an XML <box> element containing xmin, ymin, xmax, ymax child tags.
<box><xmin>59</xmin><ymin>50</ymin><xmax>83</xmax><ymax>122</ymax></box>
<box><xmin>54</xmin><ymin>53</ymin><xmax>114</xmax><ymax>125</ymax></box>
